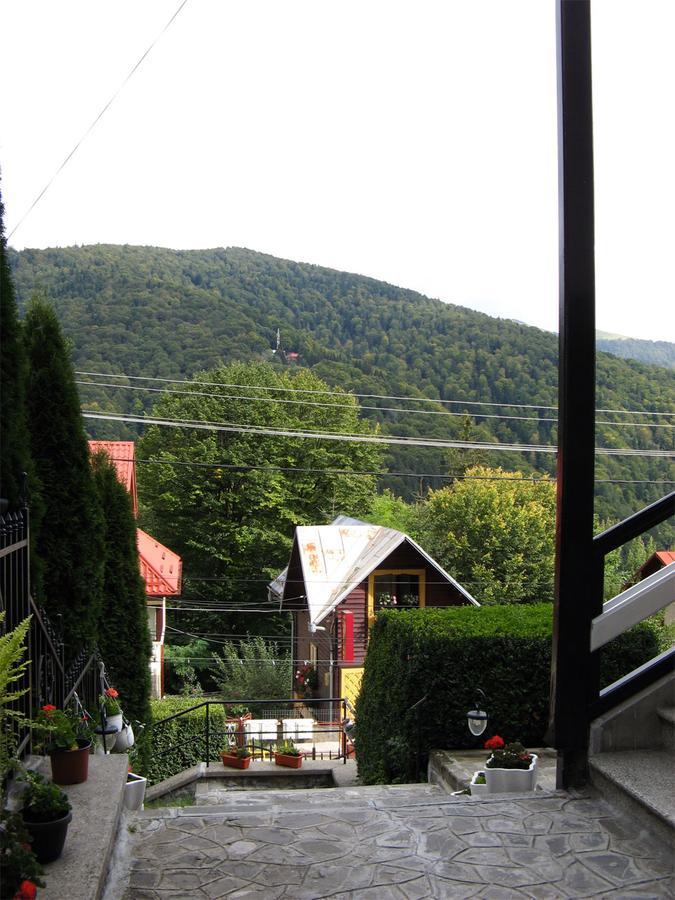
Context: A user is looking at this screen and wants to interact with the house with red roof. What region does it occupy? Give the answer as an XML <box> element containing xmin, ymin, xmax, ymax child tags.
<box><xmin>633</xmin><ymin>550</ymin><xmax>675</xmax><ymax>627</ymax></box>
<box><xmin>89</xmin><ymin>441</ymin><xmax>182</xmax><ymax>697</ymax></box>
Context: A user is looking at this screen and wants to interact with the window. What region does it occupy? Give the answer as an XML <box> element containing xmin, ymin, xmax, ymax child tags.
<box><xmin>367</xmin><ymin>569</ymin><xmax>426</xmax><ymax>622</ymax></box>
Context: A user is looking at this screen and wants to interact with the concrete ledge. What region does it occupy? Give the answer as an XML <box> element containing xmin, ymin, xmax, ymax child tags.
<box><xmin>41</xmin><ymin>754</ymin><xmax>128</xmax><ymax>900</ymax></box>
<box><xmin>145</xmin><ymin>758</ymin><xmax>358</xmax><ymax>802</ymax></box>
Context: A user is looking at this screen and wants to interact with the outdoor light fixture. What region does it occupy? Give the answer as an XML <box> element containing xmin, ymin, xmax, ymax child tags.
<box><xmin>466</xmin><ymin>689</ymin><xmax>488</xmax><ymax>737</ymax></box>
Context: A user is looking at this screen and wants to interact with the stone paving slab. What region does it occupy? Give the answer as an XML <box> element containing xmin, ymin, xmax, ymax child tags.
<box><xmin>109</xmin><ymin>784</ymin><xmax>674</xmax><ymax>899</ymax></box>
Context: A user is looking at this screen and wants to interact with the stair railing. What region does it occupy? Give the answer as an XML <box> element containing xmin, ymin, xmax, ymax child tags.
<box><xmin>589</xmin><ymin>491</ymin><xmax>674</xmax><ymax>719</ymax></box>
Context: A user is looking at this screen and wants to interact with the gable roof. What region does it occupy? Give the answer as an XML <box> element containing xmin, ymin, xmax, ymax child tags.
<box><xmin>88</xmin><ymin>440</ymin><xmax>138</xmax><ymax>516</ymax></box>
<box><xmin>271</xmin><ymin>517</ymin><xmax>478</xmax><ymax>625</ymax></box>
<box><xmin>88</xmin><ymin>440</ymin><xmax>182</xmax><ymax>597</ymax></box>
<box><xmin>137</xmin><ymin>529</ymin><xmax>183</xmax><ymax>597</ymax></box>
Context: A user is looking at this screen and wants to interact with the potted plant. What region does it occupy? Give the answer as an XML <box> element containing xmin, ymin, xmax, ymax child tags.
<box><xmin>294</xmin><ymin>664</ymin><xmax>318</xmax><ymax>701</ymax></box>
<box><xmin>220</xmin><ymin>744</ymin><xmax>252</xmax><ymax>770</ymax></box>
<box><xmin>19</xmin><ymin>772</ymin><xmax>72</xmax><ymax>864</ymax></box>
<box><xmin>225</xmin><ymin>704</ymin><xmax>251</xmax><ymax>749</ymax></box>
<box><xmin>274</xmin><ymin>740</ymin><xmax>303</xmax><ymax>769</ymax></box>
<box><xmin>100</xmin><ymin>687</ymin><xmax>123</xmax><ymax>733</ymax></box>
<box><xmin>0</xmin><ymin>808</ymin><xmax>45</xmax><ymax>898</ymax></box>
<box><xmin>483</xmin><ymin>736</ymin><xmax>538</xmax><ymax>794</ymax></box>
<box><xmin>469</xmin><ymin>771</ymin><xmax>488</xmax><ymax>797</ymax></box>
<box><xmin>33</xmin><ymin>705</ymin><xmax>93</xmax><ymax>785</ymax></box>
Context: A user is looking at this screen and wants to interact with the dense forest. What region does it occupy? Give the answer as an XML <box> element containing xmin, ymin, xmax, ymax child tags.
<box><xmin>8</xmin><ymin>244</ymin><xmax>674</xmax><ymax>531</ymax></box>
<box><xmin>596</xmin><ymin>332</ymin><xmax>675</xmax><ymax>370</ymax></box>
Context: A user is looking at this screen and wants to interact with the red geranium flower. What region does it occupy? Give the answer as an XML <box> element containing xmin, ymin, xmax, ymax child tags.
<box><xmin>16</xmin><ymin>880</ymin><xmax>38</xmax><ymax>899</ymax></box>
<box><xmin>105</xmin><ymin>687</ymin><xmax>119</xmax><ymax>699</ymax></box>
<box><xmin>484</xmin><ymin>735</ymin><xmax>505</xmax><ymax>750</ymax></box>
<box><xmin>41</xmin><ymin>704</ymin><xmax>56</xmax><ymax>712</ymax></box>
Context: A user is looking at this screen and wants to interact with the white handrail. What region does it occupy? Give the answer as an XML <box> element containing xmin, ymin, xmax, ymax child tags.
<box><xmin>590</xmin><ymin>562</ymin><xmax>675</xmax><ymax>651</ymax></box>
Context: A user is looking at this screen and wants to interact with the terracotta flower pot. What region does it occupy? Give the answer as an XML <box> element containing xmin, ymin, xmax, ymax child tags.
<box><xmin>221</xmin><ymin>752</ymin><xmax>252</xmax><ymax>770</ymax></box>
<box><xmin>274</xmin><ymin>752</ymin><xmax>302</xmax><ymax>769</ymax></box>
<box><xmin>49</xmin><ymin>739</ymin><xmax>91</xmax><ymax>785</ymax></box>
<box><xmin>22</xmin><ymin>810</ymin><xmax>72</xmax><ymax>863</ymax></box>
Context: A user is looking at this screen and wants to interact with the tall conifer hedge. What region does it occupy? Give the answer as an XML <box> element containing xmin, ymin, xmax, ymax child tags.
<box><xmin>91</xmin><ymin>453</ymin><xmax>152</xmax><ymax>725</ymax></box>
<box><xmin>23</xmin><ymin>299</ymin><xmax>104</xmax><ymax>660</ymax></box>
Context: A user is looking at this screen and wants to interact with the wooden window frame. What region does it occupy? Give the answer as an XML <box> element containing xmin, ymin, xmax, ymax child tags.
<box><xmin>367</xmin><ymin>568</ymin><xmax>426</xmax><ymax>624</ymax></box>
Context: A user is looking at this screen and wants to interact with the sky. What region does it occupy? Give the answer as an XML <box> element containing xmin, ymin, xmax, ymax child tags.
<box><xmin>1</xmin><ymin>0</ymin><xmax>673</xmax><ymax>342</ymax></box>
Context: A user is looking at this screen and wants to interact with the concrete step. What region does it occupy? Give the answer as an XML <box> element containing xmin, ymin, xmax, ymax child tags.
<box><xmin>589</xmin><ymin>749</ymin><xmax>675</xmax><ymax>851</ymax></box>
<box><xmin>139</xmin><ymin>781</ymin><xmax>453</xmax><ymax>819</ymax></box>
<box><xmin>657</xmin><ymin>705</ymin><xmax>675</xmax><ymax>750</ymax></box>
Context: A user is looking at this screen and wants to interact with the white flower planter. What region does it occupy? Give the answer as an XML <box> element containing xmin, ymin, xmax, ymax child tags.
<box><xmin>124</xmin><ymin>772</ymin><xmax>147</xmax><ymax>811</ymax></box>
<box><xmin>485</xmin><ymin>753</ymin><xmax>538</xmax><ymax>793</ymax></box>
<box><xmin>114</xmin><ymin>723</ymin><xmax>135</xmax><ymax>751</ymax></box>
<box><xmin>469</xmin><ymin>771</ymin><xmax>489</xmax><ymax>797</ymax></box>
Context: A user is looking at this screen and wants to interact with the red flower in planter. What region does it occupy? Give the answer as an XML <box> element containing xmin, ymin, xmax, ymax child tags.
<box><xmin>484</xmin><ymin>735</ymin><xmax>505</xmax><ymax>750</ymax></box>
<box><xmin>41</xmin><ymin>704</ymin><xmax>56</xmax><ymax>713</ymax></box>
<box><xmin>104</xmin><ymin>687</ymin><xmax>119</xmax><ymax>699</ymax></box>
<box><xmin>15</xmin><ymin>881</ymin><xmax>38</xmax><ymax>899</ymax></box>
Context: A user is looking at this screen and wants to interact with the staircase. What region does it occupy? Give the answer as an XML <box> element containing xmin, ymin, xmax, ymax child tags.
<box><xmin>589</xmin><ymin>670</ymin><xmax>675</xmax><ymax>850</ymax></box>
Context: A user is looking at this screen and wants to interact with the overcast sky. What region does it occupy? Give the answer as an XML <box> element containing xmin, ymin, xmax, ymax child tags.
<box><xmin>1</xmin><ymin>1</ymin><xmax>673</xmax><ymax>342</ymax></box>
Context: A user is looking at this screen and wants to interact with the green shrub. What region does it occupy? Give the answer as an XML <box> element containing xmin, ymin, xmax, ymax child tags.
<box><xmin>355</xmin><ymin>604</ymin><xmax>662</xmax><ymax>784</ymax></box>
<box><xmin>139</xmin><ymin>697</ymin><xmax>230</xmax><ymax>785</ymax></box>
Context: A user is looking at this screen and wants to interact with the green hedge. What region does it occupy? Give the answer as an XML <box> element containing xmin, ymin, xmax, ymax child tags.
<box><xmin>138</xmin><ymin>697</ymin><xmax>231</xmax><ymax>785</ymax></box>
<box><xmin>355</xmin><ymin>605</ymin><xmax>662</xmax><ymax>784</ymax></box>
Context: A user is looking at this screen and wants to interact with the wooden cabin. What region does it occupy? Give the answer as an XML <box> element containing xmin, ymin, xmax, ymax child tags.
<box><xmin>269</xmin><ymin>516</ymin><xmax>478</xmax><ymax>713</ymax></box>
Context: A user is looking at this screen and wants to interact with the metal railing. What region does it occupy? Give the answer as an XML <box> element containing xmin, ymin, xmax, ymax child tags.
<box><xmin>590</xmin><ymin>492</ymin><xmax>675</xmax><ymax>719</ymax></box>
<box><xmin>1</xmin><ymin>502</ymin><xmax>101</xmax><ymax>758</ymax></box>
<box><xmin>147</xmin><ymin>697</ymin><xmax>350</xmax><ymax>767</ymax></box>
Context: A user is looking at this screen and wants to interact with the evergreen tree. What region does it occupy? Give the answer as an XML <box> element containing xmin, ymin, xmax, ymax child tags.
<box><xmin>91</xmin><ymin>453</ymin><xmax>152</xmax><ymax>724</ymax></box>
<box><xmin>0</xmin><ymin>187</ymin><xmax>35</xmax><ymax>508</ymax></box>
<box><xmin>23</xmin><ymin>298</ymin><xmax>104</xmax><ymax>661</ymax></box>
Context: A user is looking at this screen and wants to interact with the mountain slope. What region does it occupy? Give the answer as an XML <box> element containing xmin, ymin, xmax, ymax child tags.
<box><xmin>9</xmin><ymin>244</ymin><xmax>674</xmax><ymax>526</ymax></box>
<box><xmin>596</xmin><ymin>332</ymin><xmax>675</xmax><ymax>370</ymax></box>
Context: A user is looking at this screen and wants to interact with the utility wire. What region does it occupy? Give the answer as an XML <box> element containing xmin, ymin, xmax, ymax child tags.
<box><xmin>75</xmin><ymin>369</ymin><xmax>675</xmax><ymax>418</ymax></box>
<box><xmin>8</xmin><ymin>0</ymin><xmax>190</xmax><ymax>240</ymax></box>
<box><xmin>75</xmin><ymin>378</ymin><xmax>674</xmax><ymax>428</ymax></box>
<box><xmin>109</xmin><ymin>455</ymin><xmax>674</xmax><ymax>485</ymax></box>
<box><xmin>81</xmin><ymin>409</ymin><xmax>675</xmax><ymax>457</ymax></box>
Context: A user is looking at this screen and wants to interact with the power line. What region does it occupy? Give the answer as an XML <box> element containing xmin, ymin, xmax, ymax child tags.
<box><xmin>81</xmin><ymin>409</ymin><xmax>675</xmax><ymax>458</ymax></box>
<box><xmin>8</xmin><ymin>1</ymin><xmax>190</xmax><ymax>240</ymax></box>
<box><xmin>75</xmin><ymin>378</ymin><xmax>674</xmax><ymax>429</ymax></box>
<box><xmin>109</xmin><ymin>454</ymin><xmax>674</xmax><ymax>485</ymax></box>
<box><xmin>75</xmin><ymin>369</ymin><xmax>675</xmax><ymax>418</ymax></box>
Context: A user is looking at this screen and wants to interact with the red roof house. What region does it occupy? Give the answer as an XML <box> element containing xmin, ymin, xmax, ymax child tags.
<box><xmin>89</xmin><ymin>441</ymin><xmax>182</xmax><ymax>696</ymax></box>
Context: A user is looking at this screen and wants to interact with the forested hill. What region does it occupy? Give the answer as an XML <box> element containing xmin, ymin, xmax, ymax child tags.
<box><xmin>9</xmin><ymin>244</ymin><xmax>674</xmax><ymax>526</ymax></box>
<box><xmin>596</xmin><ymin>332</ymin><xmax>675</xmax><ymax>370</ymax></box>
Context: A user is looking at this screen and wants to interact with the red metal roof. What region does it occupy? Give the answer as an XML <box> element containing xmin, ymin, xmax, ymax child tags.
<box><xmin>88</xmin><ymin>441</ymin><xmax>138</xmax><ymax>516</ymax></box>
<box><xmin>88</xmin><ymin>440</ymin><xmax>182</xmax><ymax>597</ymax></box>
<box><xmin>137</xmin><ymin>529</ymin><xmax>183</xmax><ymax>597</ymax></box>
<box><xmin>655</xmin><ymin>551</ymin><xmax>675</xmax><ymax>566</ymax></box>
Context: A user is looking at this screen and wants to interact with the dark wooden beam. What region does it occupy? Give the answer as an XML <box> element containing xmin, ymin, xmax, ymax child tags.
<box><xmin>548</xmin><ymin>0</ymin><xmax>599</xmax><ymax>789</ymax></box>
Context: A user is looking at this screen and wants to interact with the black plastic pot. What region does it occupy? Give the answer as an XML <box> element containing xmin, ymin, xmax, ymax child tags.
<box><xmin>22</xmin><ymin>810</ymin><xmax>73</xmax><ymax>863</ymax></box>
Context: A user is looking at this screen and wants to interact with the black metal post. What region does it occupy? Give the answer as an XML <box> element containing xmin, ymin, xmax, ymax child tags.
<box><xmin>548</xmin><ymin>0</ymin><xmax>599</xmax><ymax>789</ymax></box>
<box><xmin>205</xmin><ymin>702</ymin><xmax>210</xmax><ymax>767</ymax></box>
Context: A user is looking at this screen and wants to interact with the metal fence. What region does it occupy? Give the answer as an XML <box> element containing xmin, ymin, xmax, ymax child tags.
<box><xmin>1</xmin><ymin>503</ymin><xmax>101</xmax><ymax>757</ymax></box>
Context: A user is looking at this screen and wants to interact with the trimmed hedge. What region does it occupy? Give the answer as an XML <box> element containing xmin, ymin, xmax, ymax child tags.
<box><xmin>355</xmin><ymin>605</ymin><xmax>661</xmax><ymax>784</ymax></box>
<box><xmin>139</xmin><ymin>697</ymin><xmax>231</xmax><ymax>785</ymax></box>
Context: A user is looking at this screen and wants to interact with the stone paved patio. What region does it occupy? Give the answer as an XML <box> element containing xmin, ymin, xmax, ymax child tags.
<box><xmin>112</xmin><ymin>783</ymin><xmax>674</xmax><ymax>898</ymax></box>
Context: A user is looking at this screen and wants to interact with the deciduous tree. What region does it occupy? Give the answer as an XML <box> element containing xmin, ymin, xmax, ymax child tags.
<box><xmin>415</xmin><ymin>466</ymin><xmax>556</xmax><ymax>604</ymax></box>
